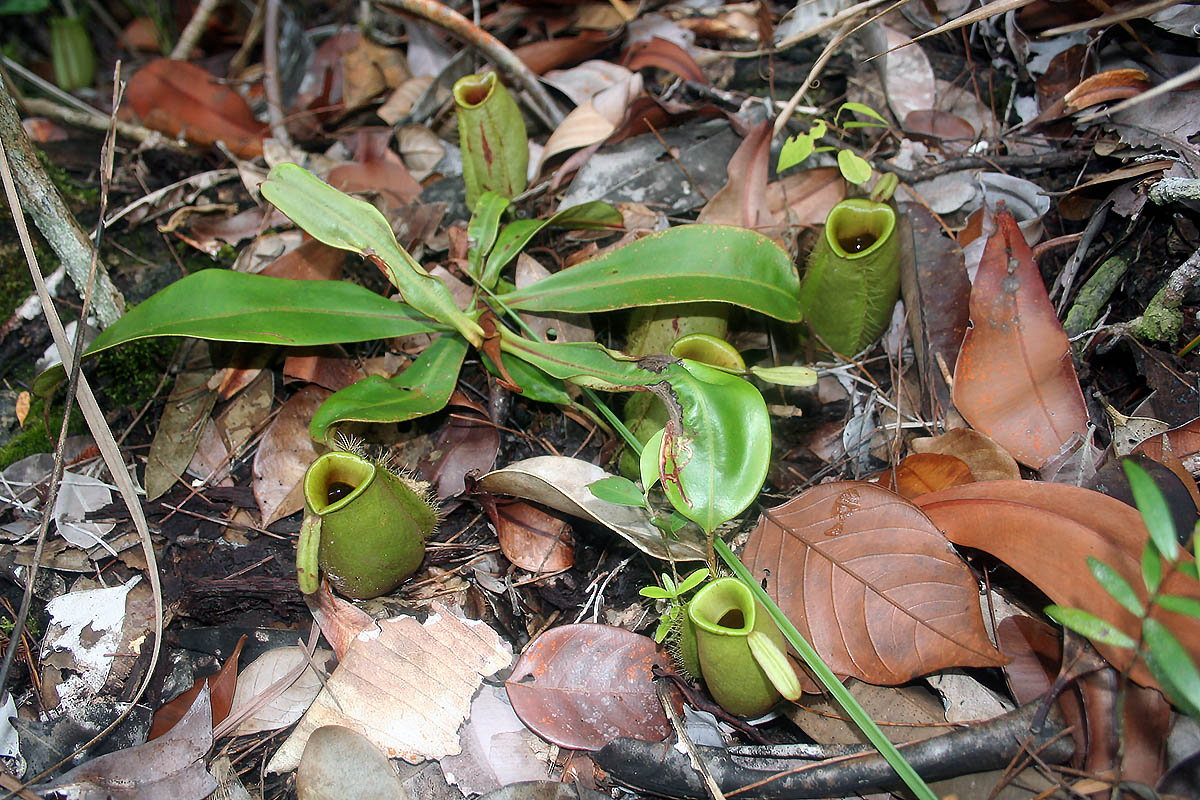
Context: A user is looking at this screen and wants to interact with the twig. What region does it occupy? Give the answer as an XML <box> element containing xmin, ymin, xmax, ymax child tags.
<box><xmin>877</xmin><ymin>148</ymin><xmax>1092</xmax><ymax>184</ymax></box>
<box><xmin>372</xmin><ymin>0</ymin><xmax>565</xmax><ymax>128</ymax></box>
<box><xmin>263</xmin><ymin>0</ymin><xmax>293</xmax><ymax>147</ymax></box>
<box><xmin>170</xmin><ymin>0</ymin><xmax>222</xmax><ymax>60</ymax></box>
<box><xmin>229</xmin><ymin>0</ymin><xmax>267</xmax><ymax>77</ymax></box>
<box><xmin>0</xmin><ymin>63</ymin><xmax>163</xmax><ymax>793</ymax></box>
<box><xmin>0</xmin><ymin>81</ymin><xmax>125</xmax><ymax>326</ymax></box>
<box><xmin>655</xmin><ymin>678</ymin><xmax>726</xmax><ymax>800</ymax></box>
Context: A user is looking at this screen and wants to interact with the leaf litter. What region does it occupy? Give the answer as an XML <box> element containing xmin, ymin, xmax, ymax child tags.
<box><xmin>5</xmin><ymin>0</ymin><xmax>1200</xmax><ymax>797</ymax></box>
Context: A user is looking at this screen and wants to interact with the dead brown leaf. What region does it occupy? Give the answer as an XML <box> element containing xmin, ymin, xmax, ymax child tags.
<box><xmin>492</xmin><ymin>501</ymin><xmax>575</xmax><ymax>573</ymax></box>
<box><xmin>251</xmin><ymin>385</ymin><xmax>330</xmax><ymax>525</ymax></box>
<box><xmin>910</xmin><ymin>428</ymin><xmax>1021</xmax><ymax>482</ymax></box>
<box><xmin>743</xmin><ymin>481</ymin><xmax>1006</xmax><ymax>685</ymax></box>
<box><xmin>149</xmin><ymin>635</ymin><xmax>244</xmax><ymax>740</ymax></box>
<box><xmin>873</xmin><ymin>452</ymin><xmax>974</xmax><ymax>499</ymax></box>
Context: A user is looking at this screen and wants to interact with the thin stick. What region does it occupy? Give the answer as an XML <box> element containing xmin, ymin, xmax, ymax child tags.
<box><xmin>373</xmin><ymin>0</ymin><xmax>565</xmax><ymax>128</ymax></box>
<box><xmin>263</xmin><ymin>0</ymin><xmax>293</xmax><ymax>147</ymax></box>
<box><xmin>170</xmin><ymin>0</ymin><xmax>222</xmax><ymax>60</ymax></box>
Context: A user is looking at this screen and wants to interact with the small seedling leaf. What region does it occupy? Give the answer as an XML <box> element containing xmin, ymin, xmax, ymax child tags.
<box><xmin>1088</xmin><ymin>557</ymin><xmax>1145</xmax><ymax>616</ymax></box>
<box><xmin>1124</xmin><ymin>459</ymin><xmax>1181</xmax><ymax>561</ymax></box>
<box><xmin>588</xmin><ymin>476</ymin><xmax>647</xmax><ymax>508</ymax></box>
<box><xmin>836</xmin><ymin>150</ymin><xmax>873</xmax><ymax>185</ymax></box>
<box><xmin>1045</xmin><ymin>605</ymin><xmax>1137</xmax><ymax>649</ymax></box>
<box><xmin>1142</xmin><ymin>617</ymin><xmax>1200</xmax><ymax>717</ymax></box>
<box><xmin>1156</xmin><ymin>594</ymin><xmax>1200</xmax><ymax>619</ymax></box>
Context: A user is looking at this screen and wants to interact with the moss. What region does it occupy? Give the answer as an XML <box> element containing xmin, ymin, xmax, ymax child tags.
<box><xmin>0</xmin><ymin>394</ymin><xmax>87</xmax><ymax>470</ymax></box>
<box><xmin>37</xmin><ymin>151</ymin><xmax>99</xmax><ymax>213</ymax></box>
<box><xmin>93</xmin><ymin>337</ymin><xmax>175</xmax><ymax>408</ymax></box>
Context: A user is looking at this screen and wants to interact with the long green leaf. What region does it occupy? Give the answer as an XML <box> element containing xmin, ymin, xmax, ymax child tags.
<box><xmin>495</xmin><ymin>225</ymin><xmax>803</xmax><ymax>322</ymax></box>
<box><xmin>499</xmin><ymin>331</ymin><xmax>665</xmax><ymax>390</ymax></box>
<box><xmin>309</xmin><ymin>335</ymin><xmax>469</xmax><ymax>441</ymax></box>
<box><xmin>1088</xmin><ymin>557</ymin><xmax>1145</xmax><ymax>617</ymax></box>
<box><xmin>467</xmin><ymin>192</ymin><xmax>510</xmax><ymax>282</ymax></box>
<box><xmin>1045</xmin><ymin>605</ymin><xmax>1138</xmax><ymax>649</ymax></box>
<box><xmin>1124</xmin><ymin>459</ymin><xmax>1181</xmax><ymax>561</ymax></box>
<box><xmin>1143</xmin><ymin>617</ymin><xmax>1200</xmax><ymax>717</ymax></box>
<box><xmin>657</xmin><ymin>359</ymin><xmax>769</xmax><ymax>534</ymax></box>
<box><xmin>34</xmin><ymin>270</ymin><xmax>444</xmax><ymax>397</ymax></box>
<box><xmin>715</xmin><ymin>539</ymin><xmax>938</xmax><ymax>800</ymax></box>
<box><xmin>261</xmin><ymin>163</ymin><xmax>484</xmax><ymax>345</ymax></box>
<box><xmin>482</xmin><ymin>200</ymin><xmax>622</xmax><ymax>289</ymax></box>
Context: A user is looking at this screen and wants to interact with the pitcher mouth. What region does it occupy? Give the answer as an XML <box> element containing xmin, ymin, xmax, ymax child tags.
<box><xmin>823</xmin><ymin>200</ymin><xmax>896</xmax><ymax>260</ymax></box>
<box><xmin>688</xmin><ymin>577</ymin><xmax>756</xmax><ymax>636</ymax></box>
<box><xmin>304</xmin><ymin>451</ymin><xmax>377</xmax><ymax>515</ymax></box>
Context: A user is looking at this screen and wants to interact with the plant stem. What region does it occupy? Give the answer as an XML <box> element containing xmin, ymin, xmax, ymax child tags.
<box><xmin>714</xmin><ymin>537</ymin><xmax>939</xmax><ymax>800</ymax></box>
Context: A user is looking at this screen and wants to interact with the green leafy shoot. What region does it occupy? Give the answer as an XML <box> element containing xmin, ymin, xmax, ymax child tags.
<box><xmin>1143</xmin><ymin>618</ymin><xmax>1200</xmax><ymax>718</ymax></box>
<box><xmin>1045</xmin><ymin>605</ymin><xmax>1138</xmax><ymax>649</ymax></box>
<box><xmin>836</xmin><ymin>102</ymin><xmax>889</xmax><ymax>127</ymax></box>
<box><xmin>1124</xmin><ymin>459</ymin><xmax>1181</xmax><ymax>561</ymax></box>
<box><xmin>1088</xmin><ymin>557</ymin><xmax>1144</xmax><ymax>616</ymax></box>
<box><xmin>640</xmin><ymin>568</ymin><xmax>711</xmax><ymax>643</ymax></box>
<box><xmin>837</xmin><ymin>150</ymin><xmax>873</xmax><ymax>185</ymax></box>
<box><xmin>777</xmin><ymin>119</ymin><xmax>827</xmax><ymax>172</ymax></box>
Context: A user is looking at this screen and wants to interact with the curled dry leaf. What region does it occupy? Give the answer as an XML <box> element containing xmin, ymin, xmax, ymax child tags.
<box><xmin>126</xmin><ymin>59</ymin><xmax>264</xmax><ymax>159</ymax></box>
<box><xmin>764</xmin><ymin>167</ymin><xmax>845</xmax><ymax>228</ymax></box>
<box><xmin>252</xmin><ymin>386</ymin><xmax>330</xmax><ymax>525</ymax></box>
<box><xmin>149</xmin><ymin>635</ymin><xmax>245</xmax><ymax>740</ymax></box>
<box><xmin>304</xmin><ymin>583</ymin><xmax>376</xmax><ymax>660</ymax></box>
<box><xmin>619</xmin><ymin>37</ymin><xmax>707</xmax><ymax>84</ymax></box>
<box><xmin>903</xmin><ymin>109</ymin><xmax>975</xmax><ymax>142</ymax></box>
<box><xmin>492</xmin><ymin>501</ymin><xmax>575</xmax><ymax>573</ymax></box>
<box><xmin>914</xmin><ymin>480</ymin><xmax>1200</xmax><ymax>690</ymax></box>
<box><xmin>1063</xmin><ymin>68</ymin><xmax>1150</xmax><ymax>112</ymax></box>
<box><xmin>229</xmin><ymin>647</ymin><xmax>334</xmax><ymax>736</ymax></box>
<box><xmin>909</xmin><ymin>428</ymin><xmax>1021</xmax><ymax>482</ymax></box>
<box><xmin>269</xmin><ymin>604</ymin><xmax>512</xmax><ymax>772</ymax></box>
<box><xmin>505</xmin><ymin>624</ymin><xmax>677</xmax><ymax>751</ymax></box>
<box><xmin>952</xmin><ymin>208</ymin><xmax>1088</xmax><ymax>468</ymax></box>
<box><xmin>476</xmin><ymin>456</ymin><xmax>707</xmax><ymax>561</ymax></box>
<box><xmin>543</xmin><ymin>60</ymin><xmax>636</xmax><ymax>106</ymax></box>
<box><xmin>873</xmin><ymin>453</ymin><xmax>974</xmax><ymax>499</ymax></box>
<box><xmin>743</xmin><ymin>481</ymin><xmax>1005</xmax><ymax>685</ymax></box>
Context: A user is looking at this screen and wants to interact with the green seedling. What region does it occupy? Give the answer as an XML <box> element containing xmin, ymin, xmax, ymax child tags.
<box><xmin>777</xmin><ymin>102</ymin><xmax>889</xmax><ymax>186</ymax></box>
<box><xmin>639</xmin><ymin>567</ymin><xmax>710</xmax><ymax>644</ymax></box>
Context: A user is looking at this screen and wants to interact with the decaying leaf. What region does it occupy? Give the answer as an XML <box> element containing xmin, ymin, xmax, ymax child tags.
<box><xmin>743</xmin><ymin>482</ymin><xmax>1006</xmax><ymax>684</ymax></box>
<box><xmin>304</xmin><ymin>584</ymin><xmax>376</xmax><ymax>660</ymax></box>
<box><xmin>492</xmin><ymin>501</ymin><xmax>575</xmax><ymax>573</ymax></box>
<box><xmin>910</xmin><ymin>428</ymin><xmax>1021</xmax><ymax>482</ymax></box>
<box><xmin>228</xmin><ymin>647</ymin><xmax>333</xmax><ymax>736</ymax></box>
<box><xmin>39</xmin><ymin>685</ymin><xmax>216</xmax><ymax>800</ymax></box>
<box><xmin>915</xmin><ymin>480</ymin><xmax>1200</xmax><ymax>689</ymax></box>
<box><xmin>252</xmin><ymin>386</ymin><xmax>330</xmax><ymax>525</ymax></box>
<box><xmin>952</xmin><ymin>208</ymin><xmax>1088</xmax><ymax>468</ymax></box>
<box><xmin>146</xmin><ymin>343</ymin><xmax>216</xmax><ymax>501</ymax></box>
<box><xmin>505</xmin><ymin>624</ymin><xmax>677</xmax><ymax>750</ymax></box>
<box><xmin>873</xmin><ymin>453</ymin><xmax>974</xmax><ymax>499</ymax></box>
<box><xmin>269</xmin><ymin>604</ymin><xmax>512</xmax><ymax>772</ymax></box>
<box><xmin>476</xmin><ymin>456</ymin><xmax>707</xmax><ymax>560</ymax></box>
<box><xmin>149</xmin><ymin>635</ymin><xmax>245</xmax><ymax>740</ymax></box>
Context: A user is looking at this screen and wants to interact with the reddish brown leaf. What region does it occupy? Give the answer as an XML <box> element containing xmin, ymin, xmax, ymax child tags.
<box><xmin>951</xmin><ymin>208</ymin><xmax>1088</xmax><ymax>468</ymax></box>
<box><xmin>697</xmin><ymin>120</ymin><xmax>771</xmax><ymax>230</ymax></box>
<box><xmin>417</xmin><ymin>392</ymin><xmax>500</xmax><ymax>499</ymax></box>
<box><xmin>619</xmin><ymin>37</ymin><xmax>707</xmax><ymax>85</ymax></box>
<box><xmin>903</xmin><ymin>109</ymin><xmax>975</xmax><ymax>142</ymax></box>
<box><xmin>1134</xmin><ymin>416</ymin><xmax>1200</xmax><ymax>462</ymax></box>
<box><xmin>283</xmin><ymin>352</ymin><xmax>362</xmax><ymax>392</ymax></box>
<box><xmin>505</xmin><ymin>624</ymin><xmax>677</xmax><ymax>750</ymax></box>
<box><xmin>764</xmin><ymin>166</ymin><xmax>845</xmax><ymax>228</ymax></box>
<box><xmin>996</xmin><ymin>616</ymin><xmax>1086</xmax><ymax>763</ymax></box>
<box><xmin>515</xmin><ymin>31</ymin><xmax>611</xmax><ymax>74</ymax></box>
<box><xmin>910</xmin><ymin>428</ymin><xmax>1021</xmax><ymax>482</ymax></box>
<box><xmin>874</xmin><ymin>453</ymin><xmax>974</xmax><ymax>499</ymax></box>
<box><xmin>259</xmin><ymin>239</ymin><xmax>346</xmax><ymax>282</ymax></box>
<box><xmin>252</xmin><ymin>385</ymin><xmax>329</xmax><ymax>525</ymax></box>
<box><xmin>1063</xmin><ymin>68</ymin><xmax>1150</xmax><ymax>111</ymax></box>
<box><xmin>150</xmin><ymin>635</ymin><xmax>245</xmax><ymax>740</ymax></box>
<box><xmin>914</xmin><ymin>480</ymin><xmax>1200</xmax><ymax>689</ymax></box>
<box><xmin>493</xmin><ymin>501</ymin><xmax>575</xmax><ymax>573</ymax></box>
<box><xmin>743</xmin><ymin>482</ymin><xmax>1006</xmax><ymax>685</ymax></box>
<box><xmin>127</xmin><ymin>59</ymin><xmax>264</xmax><ymax>159</ymax></box>
<box><xmin>304</xmin><ymin>582</ymin><xmax>375</xmax><ymax>660</ymax></box>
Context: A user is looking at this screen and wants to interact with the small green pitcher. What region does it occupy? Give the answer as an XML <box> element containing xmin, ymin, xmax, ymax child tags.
<box><xmin>686</xmin><ymin>577</ymin><xmax>802</xmax><ymax>717</ymax></box>
<box><xmin>296</xmin><ymin>451</ymin><xmax>436</xmax><ymax>600</ymax></box>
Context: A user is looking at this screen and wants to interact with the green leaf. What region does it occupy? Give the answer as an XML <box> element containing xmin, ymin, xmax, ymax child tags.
<box><xmin>481</xmin><ymin>350</ymin><xmax>572</xmax><ymax>405</ymax></box>
<box><xmin>1180</xmin><ymin>562</ymin><xmax>1199</xmax><ymax>580</ymax></box>
<box><xmin>842</xmin><ymin>121</ymin><xmax>890</xmax><ymax>130</ymax></box>
<box><xmin>1143</xmin><ymin>617</ymin><xmax>1200</xmax><ymax>717</ymax></box>
<box><xmin>836</xmin><ymin>149</ymin><xmax>873</xmax><ymax>185</ymax></box>
<box><xmin>1045</xmin><ymin>605</ymin><xmax>1138</xmax><ymax>649</ymax></box>
<box><xmin>676</xmin><ymin>567</ymin><xmax>710</xmax><ymax>594</ymax></box>
<box><xmin>639</xmin><ymin>585</ymin><xmax>672</xmax><ymax>599</ymax></box>
<box><xmin>261</xmin><ymin>163</ymin><xmax>484</xmax><ymax>345</ymax></box>
<box><xmin>34</xmin><ymin>270</ymin><xmax>444</xmax><ymax>397</ymax></box>
<box><xmin>308</xmin><ymin>335</ymin><xmax>469</xmax><ymax>441</ymax></box>
<box><xmin>1143</xmin><ymin>540</ymin><xmax>1163</xmax><ymax>594</ymax></box>
<box><xmin>588</xmin><ymin>476</ymin><xmax>647</xmax><ymax>508</ymax></box>
<box><xmin>658</xmin><ymin>359</ymin><xmax>770</xmax><ymax>534</ymax></box>
<box><xmin>499</xmin><ymin>332</ymin><xmax>664</xmax><ymax>391</ymax></box>
<box><xmin>778</xmin><ymin>120</ymin><xmax>827</xmax><ymax>172</ymax></box>
<box><xmin>467</xmin><ymin>192</ymin><xmax>510</xmax><ymax>283</ymax></box>
<box><xmin>496</xmin><ymin>225</ymin><xmax>803</xmax><ymax>322</ymax></box>
<box><xmin>749</xmin><ymin>365</ymin><xmax>819</xmax><ymax>387</ymax></box>
<box><xmin>1088</xmin><ymin>557</ymin><xmax>1145</xmax><ymax>616</ymax></box>
<box><xmin>453</xmin><ymin>72</ymin><xmax>528</xmax><ymax>208</ymax></box>
<box><xmin>1157</xmin><ymin>594</ymin><xmax>1200</xmax><ymax>619</ymax></box>
<box><xmin>1123</xmin><ymin>459</ymin><xmax>1182</xmax><ymax>562</ymax></box>
<box><xmin>0</xmin><ymin>0</ymin><xmax>49</xmax><ymax>12</ymax></box>
<box><xmin>837</xmin><ymin>102</ymin><xmax>889</xmax><ymax>126</ymax></box>
<box><xmin>482</xmin><ymin>201</ymin><xmax>622</xmax><ymax>289</ymax></box>
<box><xmin>640</xmin><ymin>427</ymin><xmax>666</xmax><ymax>493</ymax></box>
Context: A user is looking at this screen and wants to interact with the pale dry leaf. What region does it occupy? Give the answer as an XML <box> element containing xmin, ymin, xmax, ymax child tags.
<box><xmin>909</xmin><ymin>428</ymin><xmax>1021</xmax><ymax>481</ymax></box>
<box><xmin>860</xmin><ymin>24</ymin><xmax>936</xmax><ymax>124</ymax></box>
<box><xmin>543</xmin><ymin>60</ymin><xmax>636</xmax><ymax>106</ymax></box>
<box><xmin>229</xmin><ymin>647</ymin><xmax>333</xmax><ymax>735</ymax></box>
<box><xmin>378</xmin><ymin>76</ymin><xmax>435</xmax><ymax>125</ymax></box>
<box><xmin>252</xmin><ymin>386</ymin><xmax>330</xmax><ymax>525</ymax></box>
<box><xmin>395</xmin><ymin>124</ymin><xmax>445</xmax><ymax>181</ymax></box>
<box><xmin>269</xmin><ymin>603</ymin><xmax>512</xmax><ymax>772</ymax></box>
<box><xmin>53</xmin><ymin>471</ymin><xmax>116</xmax><ymax>549</ymax></box>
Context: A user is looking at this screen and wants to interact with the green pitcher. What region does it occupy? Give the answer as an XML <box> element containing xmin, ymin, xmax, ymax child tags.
<box><xmin>687</xmin><ymin>577</ymin><xmax>802</xmax><ymax>717</ymax></box>
<box><xmin>296</xmin><ymin>450</ymin><xmax>437</xmax><ymax>599</ymax></box>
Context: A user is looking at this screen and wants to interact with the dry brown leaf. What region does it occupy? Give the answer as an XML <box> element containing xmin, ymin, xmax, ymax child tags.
<box><xmin>269</xmin><ymin>604</ymin><xmax>512</xmax><ymax>772</ymax></box>
<box><xmin>150</xmin><ymin>635</ymin><xmax>245</xmax><ymax>740</ymax></box>
<box><xmin>903</xmin><ymin>109</ymin><xmax>976</xmax><ymax>142</ymax></box>
<box><xmin>259</xmin><ymin>239</ymin><xmax>346</xmax><ymax>282</ymax></box>
<box><xmin>377</xmin><ymin>76</ymin><xmax>436</xmax><ymax>125</ymax></box>
<box><xmin>764</xmin><ymin>167</ymin><xmax>845</xmax><ymax>227</ymax></box>
<box><xmin>696</xmin><ymin>120</ymin><xmax>771</xmax><ymax>230</ymax></box>
<box><xmin>1064</xmin><ymin>68</ymin><xmax>1150</xmax><ymax>111</ymax></box>
<box><xmin>915</xmin><ymin>480</ymin><xmax>1200</xmax><ymax>689</ymax></box>
<box><xmin>228</xmin><ymin>647</ymin><xmax>333</xmax><ymax>736</ymax></box>
<box><xmin>493</xmin><ymin>501</ymin><xmax>575</xmax><ymax>573</ymax></box>
<box><xmin>874</xmin><ymin>453</ymin><xmax>974</xmax><ymax>499</ymax></box>
<box><xmin>341</xmin><ymin>37</ymin><xmax>410</xmax><ymax>109</ymax></box>
<box><xmin>394</xmin><ymin>124</ymin><xmax>445</xmax><ymax>181</ymax></box>
<box><xmin>910</xmin><ymin>428</ymin><xmax>1021</xmax><ymax>481</ymax></box>
<box><xmin>514</xmin><ymin>31</ymin><xmax>611</xmax><ymax>74</ymax></box>
<box><xmin>15</xmin><ymin>391</ymin><xmax>29</xmax><ymax>427</ymax></box>
<box><xmin>743</xmin><ymin>482</ymin><xmax>1006</xmax><ymax>685</ymax></box>
<box><xmin>952</xmin><ymin>208</ymin><xmax>1088</xmax><ymax>468</ymax></box>
<box><xmin>126</xmin><ymin>59</ymin><xmax>264</xmax><ymax>159</ymax></box>
<box><xmin>619</xmin><ymin>37</ymin><xmax>707</xmax><ymax>83</ymax></box>
<box><xmin>304</xmin><ymin>583</ymin><xmax>375</xmax><ymax>660</ymax></box>
<box><xmin>252</xmin><ymin>386</ymin><xmax>329</xmax><ymax>525</ymax></box>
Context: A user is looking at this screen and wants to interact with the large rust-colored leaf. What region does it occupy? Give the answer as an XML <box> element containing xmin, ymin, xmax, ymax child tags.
<box><xmin>743</xmin><ymin>482</ymin><xmax>1005</xmax><ymax>685</ymax></box>
<box><xmin>952</xmin><ymin>208</ymin><xmax>1087</xmax><ymax>468</ymax></box>
<box><xmin>126</xmin><ymin>59</ymin><xmax>264</xmax><ymax>159</ymax></box>
<box><xmin>505</xmin><ymin>624</ymin><xmax>677</xmax><ymax>751</ymax></box>
<box><xmin>914</xmin><ymin>480</ymin><xmax>1200</xmax><ymax>689</ymax></box>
